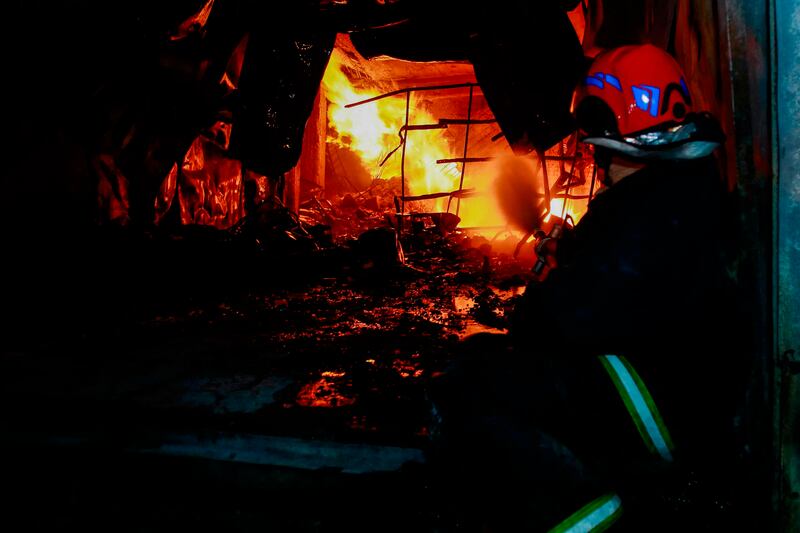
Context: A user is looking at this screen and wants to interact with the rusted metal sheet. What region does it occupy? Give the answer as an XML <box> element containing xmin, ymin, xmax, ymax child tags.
<box><xmin>716</xmin><ymin>0</ymin><xmax>778</xmax><ymax>527</ymax></box>
<box><xmin>775</xmin><ymin>0</ymin><xmax>800</xmax><ymax>530</ymax></box>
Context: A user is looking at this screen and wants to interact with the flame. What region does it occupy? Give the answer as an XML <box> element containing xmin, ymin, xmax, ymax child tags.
<box><xmin>323</xmin><ymin>48</ymin><xmax>459</xmax><ymax>199</ymax></box>
<box><xmin>321</xmin><ymin>36</ymin><xmax>589</xmax><ymax>234</ymax></box>
<box><xmin>546</xmin><ymin>196</ymin><xmax>588</xmax><ymax>225</ymax></box>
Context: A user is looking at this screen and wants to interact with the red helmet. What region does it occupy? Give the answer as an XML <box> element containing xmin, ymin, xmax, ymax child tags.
<box><xmin>574</xmin><ymin>44</ymin><xmax>724</xmax><ymax>160</ymax></box>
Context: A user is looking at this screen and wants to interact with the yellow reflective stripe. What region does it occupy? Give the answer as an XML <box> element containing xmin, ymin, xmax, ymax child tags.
<box><xmin>548</xmin><ymin>493</ymin><xmax>623</xmax><ymax>533</ymax></box>
<box><xmin>600</xmin><ymin>355</ymin><xmax>674</xmax><ymax>462</ymax></box>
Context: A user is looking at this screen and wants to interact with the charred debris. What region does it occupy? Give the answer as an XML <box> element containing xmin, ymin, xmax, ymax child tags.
<box><xmin>6</xmin><ymin>0</ymin><xmax>586</xmax><ymax>347</ymax></box>
<box><xmin>2</xmin><ymin>0</ymin><xmax>583</xmax><ymax>514</ymax></box>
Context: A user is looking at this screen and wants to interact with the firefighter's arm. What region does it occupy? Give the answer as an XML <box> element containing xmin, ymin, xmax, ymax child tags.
<box><xmin>509</xmin><ymin>231</ymin><xmax>651</xmax><ymax>357</ymax></box>
<box><xmin>531</xmin><ymin>231</ymin><xmax>560</xmax><ymax>281</ymax></box>
<box><xmin>531</xmin><ymin>220</ymin><xmax>575</xmax><ymax>282</ymax></box>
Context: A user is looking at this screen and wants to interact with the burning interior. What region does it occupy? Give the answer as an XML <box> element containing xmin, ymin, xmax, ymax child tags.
<box><xmin>2</xmin><ymin>0</ymin><xmax>795</xmax><ymax>531</ymax></box>
<box><xmin>97</xmin><ymin>17</ymin><xmax>595</xmax><ymax>245</ymax></box>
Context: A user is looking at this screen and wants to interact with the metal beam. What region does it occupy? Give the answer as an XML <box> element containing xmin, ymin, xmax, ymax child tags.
<box><xmin>774</xmin><ymin>0</ymin><xmax>800</xmax><ymax>530</ymax></box>
<box><xmin>345</xmin><ymin>82</ymin><xmax>481</xmax><ymax>108</ymax></box>
<box><xmin>720</xmin><ymin>0</ymin><xmax>777</xmax><ymax>526</ymax></box>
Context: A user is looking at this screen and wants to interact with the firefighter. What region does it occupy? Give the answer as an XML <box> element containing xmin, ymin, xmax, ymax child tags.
<box><xmin>429</xmin><ymin>44</ymin><xmax>746</xmax><ymax>531</ymax></box>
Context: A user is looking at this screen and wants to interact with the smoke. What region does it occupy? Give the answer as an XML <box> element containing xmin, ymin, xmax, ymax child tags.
<box><xmin>491</xmin><ymin>155</ymin><xmax>547</xmax><ymax>234</ymax></box>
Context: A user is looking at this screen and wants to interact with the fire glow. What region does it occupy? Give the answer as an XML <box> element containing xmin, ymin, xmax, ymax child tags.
<box><xmin>322</xmin><ymin>37</ymin><xmax>505</xmax><ymax>230</ymax></box>
<box><xmin>321</xmin><ymin>35</ymin><xmax>592</xmax><ymax>234</ymax></box>
<box><xmin>296</xmin><ymin>371</ymin><xmax>356</xmax><ymax>408</ymax></box>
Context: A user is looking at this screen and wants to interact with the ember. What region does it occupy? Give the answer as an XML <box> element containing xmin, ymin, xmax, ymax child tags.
<box><xmin>392</xmin><ymin>357</ymin><xmax>424</xmax><ymax>379</ymax></box>
<box><xmin>296</xmin><ymin>371</ymin><xmax>356</xmax><ymax>408</ymax></box>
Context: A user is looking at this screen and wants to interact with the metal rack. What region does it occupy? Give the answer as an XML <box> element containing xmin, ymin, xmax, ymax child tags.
<box><xmin>346</xmin><ymin>82</ymin><xmax>495</xmax><ymax>227</ymax></box>
<box><xmin>345</xmin><ymin>82</ymin><xmax>592</xmax><ymax>232</ymax></box>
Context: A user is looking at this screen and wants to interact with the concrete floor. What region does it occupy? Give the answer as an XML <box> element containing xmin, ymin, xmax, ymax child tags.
<box><xmin>2</xmin><ymin>228</ymin><xmax>527</xmax><ymax>531</ymax></box>
<box><xmin>1</xmin><ymin>228</ymin><xmax>764</xmax><ymax>531</ymax></box>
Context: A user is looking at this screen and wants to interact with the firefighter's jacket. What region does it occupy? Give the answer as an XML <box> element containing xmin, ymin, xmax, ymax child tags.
<box><xmin>509</xmin><ymin>157</ymin><xmax>747</xmax><ymax>453</ymax></box>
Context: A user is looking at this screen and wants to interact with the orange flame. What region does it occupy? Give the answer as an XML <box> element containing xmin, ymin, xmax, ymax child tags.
<box><xmin>542</xmin><ymin>143</ymin><xmax>595</xmax><ymax>226</ymax></box>
<box><xmin>547</xmin><ymin>198</ymin><xmax>588</xmax><ymax>225</ymax></box>
<box><xmin>322</xmin><ymin>48</ymin><xmax>460</xmax><ymax>200</ymax></box>
<box><xmin>320</xmin><ymin>36</ymin><xmax>591</xmax><ymax>234</ymax></box>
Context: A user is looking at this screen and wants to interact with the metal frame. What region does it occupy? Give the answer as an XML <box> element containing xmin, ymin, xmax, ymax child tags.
<box><xmin>346</xmin><ymin>82</ymin><xmax>492</xmax><ymax>228</ymax></box>
<box><xmin>345</xmin><ymin>82</ymin><xmax>587</xmax><ymax>235</ymax></box>
<box><xmin>773</xmin><ymin>0</ymin><xmax>800</xmax><ymax>530</ymax></box>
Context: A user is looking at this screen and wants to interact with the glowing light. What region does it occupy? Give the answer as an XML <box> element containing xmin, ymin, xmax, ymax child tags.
<box><xmin>320</xmin><ymin>35</ymin><xmax>593</xmax><ymax>236</ymax></box>
<box><xmin>545</xmin><ymin>196</ymin><xmax>588</xmax><ymax>225</ymax></box>
<box><xmin>323</xmin><ymin>46</ymin><xmax>459</xmax><ymax>200</ymax></box>
<box><xmin>296</xmin><ymin>371</ymin><xmax>355</xmax><ymax>408</ymax></box>
<box><xmin>321</xmin><ymin>36</ymin><xmax>503</xmax><ymax>230</ymax></box>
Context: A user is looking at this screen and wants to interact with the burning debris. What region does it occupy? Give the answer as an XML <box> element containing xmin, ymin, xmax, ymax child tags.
<box><xmin>87</xmin><ymin>10</ymin><xmax>593</xmax><ymax>269</ymax></box>
<box><xmin>6</xmin><ymin>0</ymin><xmax>594</xmax><ymax>485</ymax></box>
<box><xmin>296</xmin><ymin>371</ymin><xmax>357</xmax><ymax>408</ymax></box>
<box><xmin>321</xmin><ymin>34</ymin><xmax>511</xmax><ymax>233</ymax></box>
<box><xmin>299</xmin><ymin>176</ymin><xmax>404</xmax><ymax>240</ymax></box>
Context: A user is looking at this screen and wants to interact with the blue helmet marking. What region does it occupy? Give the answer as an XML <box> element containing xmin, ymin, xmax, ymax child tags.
<box><xmin>584</xmin><ymin>72</ymin><xmax>622</xmax><ymax>91</ymax></box>
<box><xmin>631</xmin><ymin>84</ymin><xmax>662</xmax><ymax>117</ymax></box>
<box><xmin>585</xmin><ymin>75</ymin><xmax>605</xmax><ymax>89</ymax></box>
<box><xmin>604</xmin><ymin>74</ymin><xmax>622</xmax><ymax>91</ymax></box>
